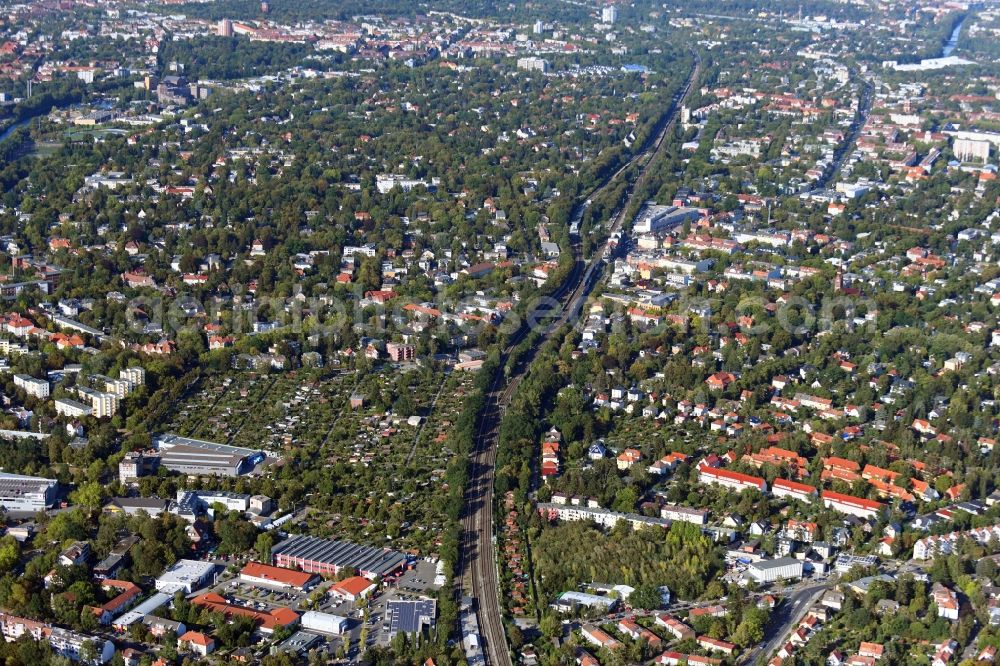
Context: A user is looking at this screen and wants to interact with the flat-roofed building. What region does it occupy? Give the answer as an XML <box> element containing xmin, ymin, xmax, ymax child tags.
<box><xmin>120</xmin><ymin>366</ymin><xmax>146</xmax><ymax>386</ymax></box>
<box><xmin>300</xmin><ymin>611</ymin><xmax>348</xmax><ymax>635</ymax></box>
<box><xmin>155</xmin><ymin>559</ymin><xmax>218</xmax><ymax>594</ymax></box>
<box><xmin>118</xmin><ymin>452</ymin><xmax>159</xmax><ymax>482</ymax></box>
<box><xmin>54</xmin><ymin>398</ymin><xmax>92</xmax><ymax>418</ymax></box>
<box><xmin>0</xmin><ymin>472</ymin><xmax>58</xmax><ymax>512</ymax></box>
<box><xmin>154</xmin><ymin>434</ymin><xmax>265</xmax><ymax>477</ymax></box>
<box><xmin>104</xmin><ymin>497</ymin><xmax>172</xmax><ymax>518</ymax></box>
<box><xmin>746</xmin><ymin>557</ymin><xmax>804</xmax><ymax>583</ymax></box>
<box><xmin>660</xmin><ymin>504</ymin><xmax>709</xmax><ymax>525</ymax></box>
<box><xmin>385</xmin><ymin>598</ymin><xmax>436</xmax><ymax>638</ymax></box>
<box><xmin>13</xmin><ymin>374</ymin><xmax>48</xmax><ymax>399</ymax></box>
<box><xmin>74</xmin><ymin>386</ymin><xmax>119</xmax><ymax>418</ymax></box>
<box><xmin>633</xmin><ymin>204</ymin><xmax>703</xmax><ymax>234</ymax></box>
<box><xmin>552</xmin><ymin>591</ymin><xmax>618</xmax><ymax>614</ymax></box>
<box><xmin>111</xmin><ymin>592</ymin><xmax>174</xmax><ymax>631</ymax></box>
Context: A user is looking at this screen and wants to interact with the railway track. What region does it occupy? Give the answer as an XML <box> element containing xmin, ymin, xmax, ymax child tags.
<box><xmin>456</xmin><ymin>54</ymin><xmax>701</xmax><ymax>666</ymax></box>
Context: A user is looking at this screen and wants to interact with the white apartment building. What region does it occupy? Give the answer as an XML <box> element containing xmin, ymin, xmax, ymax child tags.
<box><xmin>54</xmin><ymin>398</ymin><xmax>93</xmax><ymax>418</ymax></box>
<box><xmin>74</xmin><ymin>386</ymin><xmax>119</xmax><ymax>418</ymax></box>
<box><xmin>13</xmin><ymin>374</ymin><xmax>48</xmax><ymax>399</ymax></box>
<box><xmin>516</xmin><ymin>57</ymin><xmax>549</xmax><ymax>73</ymax></box>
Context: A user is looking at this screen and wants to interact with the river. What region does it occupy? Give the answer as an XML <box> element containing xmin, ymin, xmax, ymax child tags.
<box><xmin>0</xmin><ymin>117</ymin><xmax>29</xmax><ymax>144</ymax></box>
<box><xmin>942</xmin><ymin>15</ymin><xmax>966</xmax><ymax>57</ymax></box>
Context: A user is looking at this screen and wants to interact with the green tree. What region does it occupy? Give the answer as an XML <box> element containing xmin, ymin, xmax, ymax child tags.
<box><xmin>70</xmin><ymin>482</ymin><xmax>107</xmax><ymax>509</ymax></box>
<box><xmin>0</xmin><ymin>535</ymin><xmax>19</xmax><ymax>573</ymax></box>
<box><xmin>255</xmin><ymin>532</ymin><xmax>274</xmax><ymax>561</ymax></box>
<box><xmin>628</xmin><ymin>584</ymin><xmax>663</xmax><ymax>610</ymax></box>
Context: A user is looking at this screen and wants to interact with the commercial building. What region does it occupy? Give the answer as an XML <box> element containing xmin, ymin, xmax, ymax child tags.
<box><xmin>160</xmin><ymin>445</ymin><xmax>249</xmax><ymax>476</ymax></box>
<box><xmin>111</xmin><ymin>592</ymin><xmax>174</xmax><ymax>631</ymax></box>
<box><xmin>633</xmin><ymin>205</ymin><xmax>703</xmax><ymax>234</ymax></box>
<box><xmin>275</xmin><ymin>630</ymin><xmax>321</xmax><ymax>656</ymax></box>
<box><xmin>0</xmin><ymin>472</ymin><xmax>58</xmax><ymax>512</ymax></box>
<box><xmin>180</xmin><ymin>490</ymin><xmax>251</xmax><ymax>513</ymax></box>
<box><xmin>154</xmin><ymin>433</ymin><xmax>265</xmax><ymax>477</ymax></box>
<box><xmin>104</xmin><ymin>497</ymin><xmax>172</xmax><ymax>518</ymax></box>
<box><xmin>552</xmin><ymin>591</ymin><xmax>618</xmax><ymax>614</ymax></box>
<box><xmin>270</xmin><ymin>534</ymin><xmax>408</xmax><ymax>579</ymax></box>
<box><xmin>385</xmin><ymin>598</ymin><xmax>436</xmax><ymax>637</ymax></box>
<box><xmin>190</xmin><ymin>592</ymin><xmax>299</xmax><ymax>634</ymax></box>
<box><xmin>154</xmin><ymin>559</ymin><xmax>218</xmax><ymax>594</ymax></box>
<box><xmin>300</xmin><ymin>610</ymin><xmax>348</xmax><ymax>635</ymax></box>
<box><xmin>328</xmin><ymin>575</ymin><xmax>377</xmax><ymax>602</ymax></box>
<box><xmin>745</xmin><ymin>557</ymin><xmax>804</xmax><ymax>583</ymax></box>
<box><xmin>834</xmin><ymin>553</ymin><xmax>878</xmax><ymax>573</ymax></box>
<box><xmin>239</xmin><ymin>562</ymin><xmax>319</xmax><ymax>591</ymax></box>
<box><xmin>13</xmin><ymin>374</ymin><xmax>48</xmax><ymax>399</ymax></box>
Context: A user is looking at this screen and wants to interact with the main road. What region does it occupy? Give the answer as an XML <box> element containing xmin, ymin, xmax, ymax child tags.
<box><xmin>455</xmin><ymin>54</ymin><xmax>701</xmax><ymax>666</ymax></box>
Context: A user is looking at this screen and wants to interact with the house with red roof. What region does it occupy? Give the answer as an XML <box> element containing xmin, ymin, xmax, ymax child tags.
<box><xmin>88</xmin><ymin>579</ymin><xmax>141</xmax><ymax>625</ymax></box>
<box><xmin>581</xmin><ymin>625</ymin><xmax>623</xmax><ymax>651</ymax></box>
<box><xmin>655</xmin><ymin>614</ymin><xmax>695</xmax><ymax>640</ymax></box>
<box><xmin>179</xmin><ymin>630</ymin><xmax>215</xmax><ymax>656</ymax></box>
<box><xmin>239</xmin><ymin>562</ymin><xmax>319</xmax><ymax>592</ymax></box>
<box><xmin>698</xmin><ymin>636</ymin><xmax>736</xmax><ymax>655</ymax></box>
<box><xmin>328</xmin><ymin>576</ymin><xmax>377</xmax><ymax>602</ymax></box>
<box><xmin>191</xmin><ymin>593</ymin><xmax>299</xmax><ymax>634</ymax></box>
<box><xmin>772</xmin><ymin>479</ymin><xmax>818</xmax><ymax>503</ymax></box>
<box><xmin>698</xmin><ymin>464</ymin><xmax>767</xmax><ymax>493</ymax></box>
<box><xmin>821</xmin><ymin>490</ymin><xmax>886</xmax><ymax>520</ymax></box>
<box><xmin>705</xmin><ymin>372</ymin><xmax>736</xmax><ymax>390</ymax></box>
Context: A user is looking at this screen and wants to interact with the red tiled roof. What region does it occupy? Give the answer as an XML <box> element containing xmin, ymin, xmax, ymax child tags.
<box><xmin>240</xmin><ymin>562</ymin><xmax>315</xmax><ymax>588</ymax></box>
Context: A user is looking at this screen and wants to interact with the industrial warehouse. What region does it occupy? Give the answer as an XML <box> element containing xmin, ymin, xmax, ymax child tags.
<box><xmin>745</xmin><ymin>557</ymin><xmax>804</xmax><ymax>584</ymax></box>
<box><xmin>270</xmin><ymin>535</ymin><xmax>408</xmax><ymax>578</ymax></box>
<box><xmin>0</xmin><ymin>472</ymin><xmax>59</xmax><ymax>512</ymax></box>
<box><xmin>153</xmin><ymin>433</ymin><xmax>267</xmax><ymax>477</ymax></box>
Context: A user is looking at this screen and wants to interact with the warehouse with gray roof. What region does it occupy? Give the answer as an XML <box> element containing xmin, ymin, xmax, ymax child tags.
<box><xmin>153</xmin><ymin>433</ymin><xmax>266</xmax><ymax>477</ymax></box>
<box><xmin>271</xmin><ymin>535</ymin><xmax>407</xmax><ymax>578</ymax></box>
